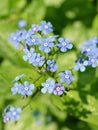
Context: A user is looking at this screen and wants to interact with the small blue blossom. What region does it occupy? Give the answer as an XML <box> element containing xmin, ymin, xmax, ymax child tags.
<box><xmin>18</xmin><ymin>20</ymin><xmax>27</xmax><ymax>28</ymax></box>
<box><xmin>31</xmin><ymin>24</ymin><xmax>40</xmax><ymax>33</ymax></box>
<box><xmin>57</xmin><ymin>38</ymin><xmax>73</xmax><ymax>52</ymax></box>
<box><xmin>47</xmin><ymin>60</ymin><xmax>58</xmax><ymax>72</ymax></box>
<box><xmin>87</xmin><ymin>56</ymin><xmax>98</xmax><ymax>68</ymax></box>
<box><xmin>32</xmin><ymin>53</ymin><xmax>45</xmax><ymax>66</ymax></box>
<box><xmin>74</xmin><ymin>57</ymin><xmax>88</xmax><ymax>72</ymax></box>
<box><xmin>7</xmin><ymin>107</ymin><xmax>22</xmax><ymax>121</ymax></box>
<box><xmin>39</xmin><ymin>37</ymin><xmax>54</xmax><ymax>53</ymax></box>
<box><xmin>23</xmin><ymin>48</ymin><xmax>36</xmax><ymax>64</ymax></box>
<box><xmin>81</xmin><ymin>39</ymin><xmax>96</xmax><ymax>54</ymax></box>
<box><xmin>3</xmin><ymin>106</ymin><xmax>22</xmax><ymax>122</ymax></box>
<box><xmin>3</xmin><ymin>114</ymin><xmax>10</xmax><ymax>123</ymax></box>
<box><xmin>21</xmin><ymin>81</ymin><xmax>35</xmax><ymax>96</ymax></box>
<box><xmin>53</xmin><ymin>84</ymin><xmax>65</xmax><ymax>96</ymax></box>
<box><xmin>26</xmin><ymin>35</ymin><xmax>39</xmax><ymax>46</ymax></box>
<box><xmin>11</xmin><ymin>82</ymin><xmax>22</xmax><ymax>95</ymax></box>
<box><xmin>41</xmin><ymin>78</ymin><xmax>55</xmax><ymax>94</ymax></box>
<box><xmin>9</xmin><ymin>32</ymin><xmax>20</xmax><ymax>48</ymax></box>
<box><xmin>2</xmin><ymin>105</ymin><xmax>11</xmax><ymax>123</ymax></box>
<box><xmin>59</xmin><ymin>70</ymin><xmax>75</xmax><ymax>84</ymax></box>
<box><xmin>9</xmin><ymin>30</ymin><xmax>27</xmax><ymax>49</ymax></box>
<box><xmin>12</xmin><ymin>73</ymin><xmax>25</xmax><ymax>82</ymax></box>
<box><xmin>39</xmin><ymin>21</ymin><xmax>53</xmax><ymax>34</ymax></box>
<box><xmin>27</xmin><ymin>24</ymin><xmax>40</xmax><ymax>35</ymax></box>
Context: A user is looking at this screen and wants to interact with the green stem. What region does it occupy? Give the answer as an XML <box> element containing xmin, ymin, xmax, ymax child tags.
<box><xmin>22</xmin><ymin>90</ymin><xmax>40</xmax><ymax>110</ymax></box>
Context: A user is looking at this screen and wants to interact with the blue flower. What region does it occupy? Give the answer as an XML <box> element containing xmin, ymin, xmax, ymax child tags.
<box><xmin>31</xmin><ymin>24</ymin><xmax>40</xmax><ymax>33</ymax></box>
<box><xmin>74</xmin><ymin>57</ymin><xmax>88</xmax><ymax>72</ymax></box>
<box><xmin>39</xmin><ymin>37</ymin><xmax>54</xmax><ymax>53</ymax></box>
<box><xmin>9</xmin><ymin>32</ymin><xmax>20</xmax><ymax>49</ymax></box>
<box><xmin>3</xmin><ymin>115</ymin><xmax>10</xmax><ymax>123</ymax></box>
<box><xmin>9</xmin><ymin>30</ymin><xmax>27</xmax><ymax>49</ymax></box>
<box><xmin>26</xmin><ymin>35</ymin><xmax>39</xmax><ymax>46</ymax></box>
<box><xmin>21</xmin><ymin>81</ymin><xmax>35</xmax><ymax>96</ymax></box>
<box><xmin>27</xmin><ymin>24</ymin><xmax>40</xmax><ymax>36</ymax></box>
<box><xmin>59</xmin><ymin>70</ymin><xmax>75</xmax><ymax>84</ymax></box>
<box><xmin>47</xmin><ymin>60</ymin><xmax>58</xmax><ymax>72</ymax></box>
<box><xmin>11</xmin><ymin>83</ymin><xmax>22</xmax><ymax>95</ymax></box>
<box><xmin>3</xmin><ymin>106</ymin><xmax>22</xmax><ymax>122</ymax></box>
<box><xmin>12</xmin><ymin>73</ymin><xmax>25</xmax><ymax>82</ymax></box>
<box><xmin>18</xmin><ymin>20</ymin><xmax>27</xmax><ymax>28</ymax></box>
<box><xmin>39</xmin><ymin>21</ymin><xmax>53</xmax><ymax>34</ymax></box>
<box><xmin>81</xmin><ymin>38</ymin><xmax>97</xmax><ymax>54</ymax></box>
<box><xmin>57</xmin><ymin>38</ymin><xmax>73</xmax><ymax>52</ymax></box>
<box><xmin>7</xmin><ymin>107</ymin><xmax>22</xmax><ymax>121</ymax></box>
<box><xmin>41</xmin><ymin>78</ymin><xmax>55</xmax><ymax>94</ymax></box>
<box><xmin>32</xmin><ymin>53</ymin><xmax>45</xmax><ymax>66</ymax></box>
<box><xmin>87</xmin><ymin>56</ymin><xmax>98</xmax><ymax>68</ymax></box>
<box><xmin>53</xmin><ymin>84</ymin><xmax>65</xmax><ymax>96</ymax></box>
<box><xmin>23</xmin><ymin>48</ymin><xmax>36</xmax><ymax>64</ymax></box>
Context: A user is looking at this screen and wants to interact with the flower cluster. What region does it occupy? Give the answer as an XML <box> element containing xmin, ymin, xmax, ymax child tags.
<box><xmin>41</xmin><ymin>70</ymin><xmax>75</xmax><ymax>96</ymax></box>
<box><xmin>9</xmin><ymin>20</ymin><xmax>73</xmax><ymax>73</ymax></box>
<box><xmin>3</xmin><ymin>20</ymin><xmax>75</xmax><ymax>123</ymax></box>
<box><xmin>74</xmin><ymin>37</ymin><xmax>98</xmax><ymax>72</ymax></box>
<box><xmin>11</xmin><ymin>74</ymin><xmax>35</xmax><ymax>96</ymax></box>
<box><xmin>3</xmin><ymin>105</ymin><xmax>21</xmax><ymax>123</ymax></box>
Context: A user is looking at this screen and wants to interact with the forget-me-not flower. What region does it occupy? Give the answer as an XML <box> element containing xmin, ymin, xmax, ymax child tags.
<box><xmin>53</xmin><ymin>84</ymin><xmax>65</xmax><ymax>96</ymax></box>
<box><xmin>3</xmin><ymin>106</ymin><xmax>22</xmax><ymax>122</ymax></box>
<box><xmin>41</xmin><ymin>78</ymin><xmax>55</xmax><ymax>94</ymax></box>
<box><xmin>74</xmin><ymin>57</ymin><xmax>88</xmax><ymax>72</ymax></box>
<box><xmin>39</xmin><ymin>37</ymin><xmax>54</xmax><ymax>53</ymax></box>
<box><xmin>59</xmin><ymin>70</ymin><xmax>75</xmax><ymax>84</ymax></box>
<box><xmin>18</xmin><ymin>20</ymin><xmax>27</xmax><ymax>28</ymax></box>
<box><xmin>40</xmin><ymin>21</ymin><xmax>53</xmax><ymax>34</ymax></box>
<box><xmin>7</xmin><ymin>107</ymin><xmax>22</xmax><ymax>121</ymax></box>
<box><xmin>21</xmin><ymin>81</ymin><xmax>35</xmax><ymax>96</ymax></box>
<box><xmin>12</xmin><ymin>73</ymin><xmax>25</xmax><ymax>82</ymax></box>
<box><xmin>26</xmin><ymin>35</ymin><xmax>39</xmax><ymax>46</ymax></box>
<box><xmin>31</xmin><ymin>24</ymin><xmax>40</xmax><ymax>33</ymax></box>
<box><xmin>23</xmin><ymin>48</ymin><xmax>36</xmax><ymax>64</ymax></box>
<box><xmin>57</xmin><ymin>38</ymin><xmax>73</xmax><ymax>52</ymax></box>
<box><xmin>47</xmin><ymin>60</ymin><xmax>58</xmax><ymax>72</ymax></box>
<box><xmin>32</xmin><ymin>53</ymin><xmax>45</xmax><ymax>66</ymax></box>
<box><xmin>11</xmin><ymin>82</ymin><xmax>23</xmax><ymax>95</ymax></box>
<box><xmin>87</xmin><ymin>56</ymin><xmax>98</xmax><ymax>68</ymax></box>
<box><xmin>9</xmin><ymin>30</ymin><xmax>27</xmax><ymax>49</ymax></box>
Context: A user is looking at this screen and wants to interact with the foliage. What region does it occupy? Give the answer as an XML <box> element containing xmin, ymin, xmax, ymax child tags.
<box><xmin>0</xmin><ymin>0</ymin><xmax>98</xmax><ymax>130</ymax></box>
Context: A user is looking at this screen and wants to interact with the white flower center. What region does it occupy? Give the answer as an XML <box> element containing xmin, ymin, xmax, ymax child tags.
<box><xmin>33</xmin><ymin>27</ymin><xmax>37</xmax><ymax>31</ymax></box>
<box><xmin>15</xmin><ymin>87</ymin><xmax>18</xmax><ymax>91</ymax></box>
<box><xmin>25</xmin><ymin>87</ymin><xmax>28</xmax><ymax>90</ymax></box>
<box><xmin>44</xmin><ymin>25</ymin><xmax>48</xmax><ymax>29</ymax></box>
<box><xmin>91</xmin><ymin>59</ymin><xmax>95</xmax><ymax>63</ymax></box>
<box><xmin>79</xmin><ymin>63</ymin><xmax>82</xmax><ymax>66</ymax></box>
<box><xmin>27</xmin><ymin>53</ymin><xmax>32</xmax><ymax>57</ymax></box>
<box><xmin>50</xmin><ymin>63</ymin><xmax>53</xmax><ymax>68</ymax></box>
<box><xmin>13</xmin><ymin>36</ymin><xmax>17</xmax><ymax>40</ymax></box>
<box><xmin>56</xmin><ymin>86</ymin><xmax>61</xmax><ymax>92</ymax></box>
<box><xmin>32</xmin><ymin>39</ymin><xmax>35</xmax><ymax>42</ymax></box>
<box><xmin>36</xmin><ymin>58</ymin><xmax>40</xmax><ymax>62</ymax></box>
<box><xmin>65</xmin><ymin>74</ymin><xmax>69</xmax><ymax>79</ymax></box>
<box><xmin>6</xmin><ymin>117</ymin><xmax>9</xmax><ymax>121</ymax></box>
<box><xmin>13</xmin><ymin>112</ymin><xmax>16</xmax><ymax>116</ymax></box>
<box><xmin>44</xmin><ymin>42</ymin><xmax>48</xmax><ymax>47</ymax></box>
<box><xmin>62</xmin><ymin>42</ymin><xmax>66</xmax><ymax>46</ymax></box>
<box><xmin>46</xmin><ymin>83</ymin><xmax>49</xmax><ymax>87</ymax></box>
<box><xmin>87</xmin><ymin>48</ymin><xmax>90</xmax><ymax>52</ymax></box>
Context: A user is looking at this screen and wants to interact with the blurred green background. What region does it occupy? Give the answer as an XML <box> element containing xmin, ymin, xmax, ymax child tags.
<box><xmin>0</xmin><ymin>0</ymin><xmax>98</xmax><ymax>130</ymax></box>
